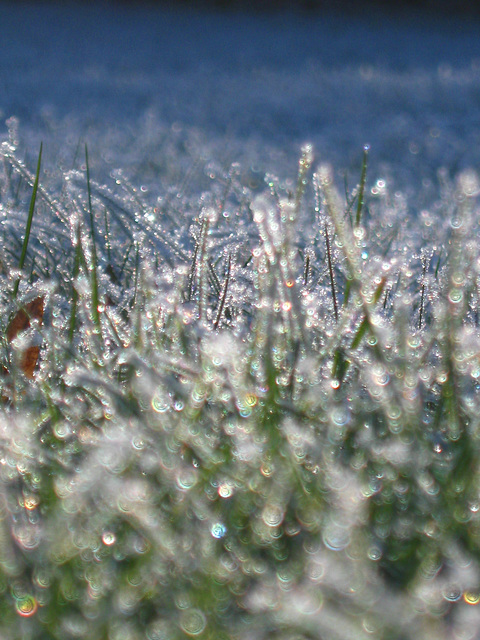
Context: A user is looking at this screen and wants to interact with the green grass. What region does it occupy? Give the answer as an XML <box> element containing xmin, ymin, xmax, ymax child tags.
<box><xmin>0</xmin><ymin>138</ymin><xmax>479</xmax><ymax>639</ymax></box>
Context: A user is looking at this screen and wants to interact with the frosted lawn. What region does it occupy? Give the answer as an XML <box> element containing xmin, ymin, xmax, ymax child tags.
<box><xmin>1</xmin><ymin>126</ymin><xmax>480</xmax><ymax>639</ymax></box>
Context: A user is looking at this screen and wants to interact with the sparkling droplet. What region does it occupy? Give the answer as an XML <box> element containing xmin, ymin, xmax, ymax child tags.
<box><xmin>152</xmin><ymin>394</ymin><xmax>169</xmax><ymax>413</ymax></box>
<box><xmin>218</xmin><ymin>482</ymin><xmax>234</xmax><ymax>498</ymax></box>
<box><xmin>464</xmin><ymin>591</ymin><xmax>480</xmax><ymax>605</ymax></box>
<box><xmin>443</xmin><ymin>584</ymin><xmax>462</xmax><ymax>602</ymax></box>
<box><xmin>262</xmin><ymin>504</ymin><xmax>284</xmax><ymax>527</ymax></box>
<box><xmin>179</xmin><ymin>609</ymin><xmax>207</xmax><ymax>636</ymax></box>
<box><xmin>211</xmin><ymin>523</ymin><xmax>227</xmax><ymax>539</ymax></box>
<box><xmin>102</xmin><ymin>531</ymin><xmax>116</xmax><ymax>546</ymax></box>
<box><xmin>15</xmin><ymin>595</ymin><xmax>37</xmax><ymax>617</ymax></box>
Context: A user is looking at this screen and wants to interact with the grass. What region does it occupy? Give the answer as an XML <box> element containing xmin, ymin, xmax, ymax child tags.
<box><xmin>0</xmin><ymin>133</ymin><xmax>480</xmax><ymax>639</ymax></box>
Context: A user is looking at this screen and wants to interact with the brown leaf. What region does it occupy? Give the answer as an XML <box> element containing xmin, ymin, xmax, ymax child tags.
<box><xmin>6</xmin><ymin>297</ymin><xmax>44</xmax><ymax>378</ymax></box>
<box><xmin>21</xmin><ymin>345</ymin><xmax>41</xmax><ymax>379</ymax></box>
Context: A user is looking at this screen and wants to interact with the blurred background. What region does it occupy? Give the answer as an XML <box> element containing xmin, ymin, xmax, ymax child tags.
<box><xmin>1</xmin><ymin>0</ymin><xmax>479</xmax><ymax>195</ymax></box>
<box><xmin>7</xmin><ymin>0</ymin><xmax>480</xmax><ymax>14</ymax></box>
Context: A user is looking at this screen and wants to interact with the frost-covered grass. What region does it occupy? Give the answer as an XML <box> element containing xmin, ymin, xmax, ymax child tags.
<box><xmin>1</xmin><ymin>125</ymin><xmax>480</xmax><ymax>640</ymax></box>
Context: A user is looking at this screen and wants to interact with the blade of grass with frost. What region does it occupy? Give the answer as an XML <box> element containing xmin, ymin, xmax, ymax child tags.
<box><xmin>193</xmin><ymin>212</ymin><xmax>210</xmax><ymax>320</ymax></box>
<box><xmin>96</xmin><ymin>176</ymin><xmax>186</xmax><ymax>266</ymax></box>
<box><xmin>355</xmin><ymin>144</ymin><xmax>369</xmax><ymax>227</ymax></box>
<box><xmin>104</xmin><ymin>207</ymin><xmax>112</xmax><ymax>269</ymax></box>
<box><xmin>68</xmin><ymin>222</ymin><xmax>82</xmax><ymax>344</ymax></box>
<box><xmin>319</xmin><ymin>167</ymin><xmax>390</xmax><ymax>378</ymax></box>
<box><xmin>85</xmin><ymin>145</ymin><xmax>101</xmax><ymax>334</ymax></box>
<box><xmin>331</xmin><ymin>279</ymin><xmax>386</xmax><ymax>381</ymax></box>
<box><xmin>213</xmin><ymin>253</ymin><xmax>231</xmax><ymax>330</ymax></box>
<box><xmin>434</xmin><ymin>248</ymin><xmax>442</xmax><ymax>279</ymax></box>
<box><xmin>342</xmin><ymin>147</ymin><xmax>369</xmax><ymax>307</ymax></box>
<box><xmin>303</xmin><ymin>250</ymin><xmax>310</xmax><ymax>286</ymax></box>
<box><xmin>254</xmin><ymin>194</ymin><xmax>306</xmax><ymax>344</ymax></box>
<box><xmin>418</xmin><ymin>257</ymin><xmax>427</xmax><ymax>330</ymax></box>
<box><xmin>13</xmin><ymin>142</ymin><xmax>42</xmax><ymax>299</ymax></box>
<box><xmin>132</xmin><ymin>243</ymin><xmax>144</xmax><ymax>351</ymax></box>
<box><xmin>207</xmin><ymin>259</ymin><xmax>221</xmax><ymax>296</ymax></box>
<box><xmin>313</xmin><ymin>172</ymin><xmax>338</xmax><ymax>323</ymax></box>
<box><xmin>187</xmin><ymin>240</ymin><xmax>199</xmax><ymax>302</ymax></box>
<box><xmin>133</xmin><ymin>241</ymin><xmax>140</xmax><ymax>309</ymax></box>
<box><xmin>325</xmin><ymin>219</ymin><xmax>338</xmax><ymax>323</ymax></box>
<box><xmin>350</xmin><ymin>276</ymin><xmax>386</xmax><ymax>350</ymax></box>
<box><xmin>293</xmin><ymin>144</ymin><xmax>313</xmax><ymax>219</ymax></box>
<box><xmin>118</xmin><ymin>240</ymin><xmax>134</xmax><ymax>284</ymax></box>
<box><xmin>2</xmin><ymin>149</ymin><xmax>68</xmax><ymax>225</ymax></box>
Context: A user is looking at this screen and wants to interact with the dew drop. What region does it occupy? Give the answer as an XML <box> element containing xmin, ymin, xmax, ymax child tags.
<box><xmin>176</xmin><ymin>469</ymin><xmax>197</xmax><ymax>490</ymax></box>
<box><xmin>367</xmin><ymin>545</ymin><xmax>382</xmax><ymax>561</ymax></box>
<box><xmin>211</xmin><ymin>523</ymin><xmax>227</xmax><ymax>539</ymax></box>
<box><xmin>442</xmin><ymin>584</ymin><xmax>462</xmax><ymax>602</ymax></box>
<box><xmin>448</xmin><ymin>288</ymin><xmax>463</xmax><ymax>304</ymax></box>
<box><xmin>262</xmin><ymin>504</ymin><xmax>284</xmax><ymax>528</ymax></box>
<box><xmin>464</xmin><ymin>591</ymin><xmax>480</xmax><ymax>605</ymax></box>
<box><xmin>15</xmin><ymin>595</ymin><xmax>37</xmax><ymax>617</ymax></box>
<box><xmin>218</xmin><ymin>482</ymin><xmax>234</xmax><ymax>498</ymax></box>
<box><xmin>102</xmin><ymin>531</ymin><xmax>116</xmax><ymax>546</ymax></box>
<box><xmin>179</xmin><ymin>609</ymin><xmax>207</xmax><ymax>636</ymax></box>
<box><xmin>152</xmin><ymin>394</ymin><xmax>169</xmax><ymax>413</ymax></box>
<box><xmin>322</xmin><ymin>522</ymin><xmax>350</xmax><ymax>551</ymax></box>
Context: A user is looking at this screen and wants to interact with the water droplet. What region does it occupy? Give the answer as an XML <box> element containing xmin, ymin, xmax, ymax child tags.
<box><xmin>367</xmin><ymin>545</ymin><xmax>382</xmax><ymax>561</ymax></box>
<box><xmin>331</xmin><ymin>407</ymin><xmax>349</xmax><ymax>427</ymax></box>
<box><xmin>261</xmin><ymin>462</ymin><xmax>274</xmax><ymax>477</ymax></box>
<box><xmin>218</xmin><ymin>482</ymin><xmax>234</xmax><ymax>498</ymax></box>
<box><xmin>152</xmin><ymin>394</ymin><xmax>169</xmax><ymax>413</ymax></box>
<box><xmin>176</xmin><ymin>469</ymin><xmax>197</xmax><ymax>490</ymax></box>
<box><xmin>442</xmin><ymin>584</ymin><xmax>462</xmax><ymax>602</ymax></box>
<box><xmin>262</xmin><ymin>504</ymin><xmax>284</xmax><ymax>527</ymax></box>
<box><xmin>322</xmin><ymin>522</ymin><xmax>350</xmax><ymax>551</ymax></box>
<box><xmin>211</xmin><ymin>523</ymin><xmax>227</xmax><ymax>539</ymax></box>
<box><xmin>132</xmin><ymin>436</ymin><xmax>145</xmax><ymax>450</ymax></box>
<box><xmin>464</xmin><ymin>591</ymin><xmax>480</xmax><ymax>605</ymax></box>
<box><xmin>102</xmin><ymin>531</ymin><xmax>116</xmax><ymax>546</ymax></box>
<box><xmin>179</xmin><ymin>609</ymin><xmax>207</xmax><ymax>636</ymax></box>
<box><xmin>245</xmin><ymin>393</ymin><xmax>258</xmax><ymax>407</ymax></box>
<box><xmin>23</xmin><ymin>494</ymin><xmax>39</xmax><ymax>510</ymax></box>
<box><xmin>15</xmin><ymin>595</ymin><xmax>37</xmax><ymax>617</ymax></box>
<box><xmin>448</xmin><ymin>288</ymin><xmax>463</xmax><ymax>304</ymax></box>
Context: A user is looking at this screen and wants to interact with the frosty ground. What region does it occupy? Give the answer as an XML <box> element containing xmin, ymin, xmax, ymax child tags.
<box><xmin>1</xmin><ymin>3</ymin><xmax>480</xmax><ymax>640</ymax></box>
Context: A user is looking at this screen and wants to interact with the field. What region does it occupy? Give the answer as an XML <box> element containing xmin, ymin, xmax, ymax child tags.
<box><xmin>1</xmin><ymin>122</ymin><xmax>480</xmax><ymax>639</ymax></box>
<box><xmin>2</xmin><ymin>1</ymin><xmax>480</xmax><ymax>637</ymax></box>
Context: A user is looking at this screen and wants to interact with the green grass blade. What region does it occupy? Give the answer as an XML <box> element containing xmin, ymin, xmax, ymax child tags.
<box><xmin>68</xmin><ymin>222</ymin><xmax>82</xmax><ymax>344</ymax></box>
<box><xmin>325</xmin><ymin>221</ymin><xmax>338</xmax><ymax>322</ymax></box>
<box><xmin>13</xmin><ymin>142</ymin><xmax>42</xmax><ymax>298</ymax></box>
<box><xmin>85</xmin><ymin>145</ymin><xmax>101</xmax><ymax>334</ymax></box>
<box><xmin>350</xmin><ymin>277</ymin><xmax>386</xmax><ymax>350</ymax></box>
<box><xmin>355</xmin><ymin>144</ymin><xmax>369</xmax><ymax>227</ymax></box>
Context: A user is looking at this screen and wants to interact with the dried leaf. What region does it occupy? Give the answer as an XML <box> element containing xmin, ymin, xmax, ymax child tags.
<box><xmin>6</xmin><ymin>297</ymin><xmax>44</xmax><ymax>378</ymax></box>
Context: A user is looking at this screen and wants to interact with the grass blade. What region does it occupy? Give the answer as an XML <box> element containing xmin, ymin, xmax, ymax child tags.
<box><xmin>355</xmin><ymin>144</ymin><xmax>369</xmax><ymax>227</ymax></box>
<box><xmin>325</xmin><ymin>221</ymin><xmax>338</xmax><ymax>322</ymax></box>
<box><xmin>85</xmin><ymin>145</ymin><xmax>101</xmax><ymax>334</ymax></box>
<box><xmin>68</xmin><ymin>221</ymin><xmax>82</xmax><ymax>344</ymax></box>
<box><xmin>13</xmin><ymin>142</ymin><xmax>42</xmax><ymax>298</ymax></box>
<box><xmin>213</xmin><ymin>253</ymin><xmax>231</xmax><ymax>330</ymax></box>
